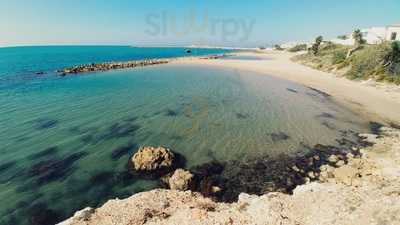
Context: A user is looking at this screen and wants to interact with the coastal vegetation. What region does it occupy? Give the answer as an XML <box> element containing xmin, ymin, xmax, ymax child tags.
<box><xmin>274</xmin><ymin>44</ymin><xmax>284</xmax><ymax>50</ymax></box>
<box><xmin>287</xmin><ymin>44</ymin><xmax>308</xmax><ymax>52</ymax></box>
<box><xmin>311</xmin><ymin>36</ymin><xmax>323</xmax><ymax>55</ymax></box>
<box><xmin>293</xmin><ymin>39</ymin><xmax>400</xmax><ymax>84</ymax></box>
<box><xmin>346</xmin><ymin>29</ymin><xmax>366</xmax><ymax>58</ymax></box>
<box><xmin>337</xmin><ymin>34</ymin><xmax>348</xmax><ymax>40</ymax></box>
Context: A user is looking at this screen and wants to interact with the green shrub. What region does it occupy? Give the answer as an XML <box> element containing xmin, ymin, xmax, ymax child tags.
<box><xmin>346</xmin><ymin>43</ymin><xmax>391</xmax><ymax>80</ymax></box>
<box><xmin>331</xmin><ymin>49</ymin><xmax>347</xmax><ymax>64</ymax></box>
<box><xmin>384</xmin><ymin>41</ymin><xmax>400</xmax><ymax>74</ymax></box>
<box><xmin>288</xmin><ymin>44</ymin><xmax>307</xmax><ymax>52</ymax></box>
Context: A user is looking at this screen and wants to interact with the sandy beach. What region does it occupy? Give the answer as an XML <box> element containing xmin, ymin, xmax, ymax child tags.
<box><xmin>175</xmin><ymin>51</ymin><xmax>400</xmax><ymax>124</ymax></box>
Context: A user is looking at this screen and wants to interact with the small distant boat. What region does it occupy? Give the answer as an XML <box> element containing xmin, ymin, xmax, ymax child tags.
<box><xmin>185</xmin><ymin>49</ymin><xmax>192</xmax><ymax>53</ymax></box>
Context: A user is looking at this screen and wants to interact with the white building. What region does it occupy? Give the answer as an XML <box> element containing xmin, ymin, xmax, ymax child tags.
<box><xmin>331</xmin><ymin>23</ymin><xmax>400</xmax><ymax>45</ymax></box>
<box><xmin>386</xmin><ymin>23</ymin><xmax>400</xmax><ymax>41</ymax></box>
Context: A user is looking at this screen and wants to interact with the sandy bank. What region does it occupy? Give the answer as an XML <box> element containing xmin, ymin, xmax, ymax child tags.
<box><xmin>174</xmin><ymin>51</ymin><xmax>400</xmax><ymax>123</ymax></box>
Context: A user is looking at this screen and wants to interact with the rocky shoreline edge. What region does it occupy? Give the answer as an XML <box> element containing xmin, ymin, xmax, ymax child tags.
<box><xmin>57</xmin><ymin>54</ymin><xmax>227</xmax><ymax>76</ymax></box>
<box><xmin>59</xmin><ymin>125</ymin><xmax>400</xmax><ymax>225</ymax></box>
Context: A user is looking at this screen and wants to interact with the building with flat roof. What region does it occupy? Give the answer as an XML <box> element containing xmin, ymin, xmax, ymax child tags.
<box><xmin>331</xmin><ymin>23</ymin><xmax>400</xmax><ymax>45</ymax></box>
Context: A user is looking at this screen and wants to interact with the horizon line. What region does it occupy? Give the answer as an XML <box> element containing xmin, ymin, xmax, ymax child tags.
<box><xmin>0</xmin><ymin>43</ymin><xmax>252</xmax><ymax>49</ymax></box>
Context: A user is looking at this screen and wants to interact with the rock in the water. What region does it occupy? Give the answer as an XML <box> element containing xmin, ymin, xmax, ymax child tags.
<box><xmin>168</xmin><ymin>169</ymin><xmax>194</xmax><ymax>191</ymax></box>
<box><xmin>130</xmin><ymin>146</ymin><xmax>175</xmax><ymax>172</ymax></box>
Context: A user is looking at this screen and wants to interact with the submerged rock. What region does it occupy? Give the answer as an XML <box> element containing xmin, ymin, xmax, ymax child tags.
<box><xmin>270</xmin><ymin>132</ymin><xmax>290</xmax><ymax>142</ymax></box>
<box><xmin>130</xmin><ymin>146</ymin><xmax>175</xmax><ymax>172</ymax></box>
<box><xmin>167</xmin><ymin>169</ymin><xmax>194</xmax><ymax>191</ymax></box>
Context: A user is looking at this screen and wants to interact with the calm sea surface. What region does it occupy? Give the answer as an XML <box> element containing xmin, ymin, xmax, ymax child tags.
<box><xmin>0</xmin><ymin>46</ymin><xmax>369</xmax><ymax>225</ymax></box>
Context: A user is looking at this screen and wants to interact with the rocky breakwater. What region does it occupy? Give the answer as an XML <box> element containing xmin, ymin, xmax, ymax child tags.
<box><xmin>57</xmin><ymin>54</ymin><xmax>227</xmax><ymax>76</ymax></box>
<box><xmin>57</xmin><ymin>59</ymin><xmax>170</xmax><ymax>76</ymax></box>
<box><xmin>59</xmin><ymin>126</ymin><xmax>400</xmax><ymax>225</ymax></box>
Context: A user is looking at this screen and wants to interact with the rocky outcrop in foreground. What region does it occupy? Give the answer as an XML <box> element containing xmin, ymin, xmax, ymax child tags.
<box><xmin>59</xmin><ymin>127</ymin><xmax>400</xmax><ymax>225</ymax></box>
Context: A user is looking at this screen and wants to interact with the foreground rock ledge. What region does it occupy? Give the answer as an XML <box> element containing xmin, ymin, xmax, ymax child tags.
<box><xmin>59</xmin><ymin>127</ymin><xmax>400</xmax><ymax>225</ymax></box>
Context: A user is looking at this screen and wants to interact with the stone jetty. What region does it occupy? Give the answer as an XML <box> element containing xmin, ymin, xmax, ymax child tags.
<box><xmin>57</xmin><ymin>54</ymin><xmax>227</xmax><ymax>76</ymax></box>
<box><xmin>57</xmin><ymin>59</ymin><xmax>170</xmax><ymax>76</ymax></box>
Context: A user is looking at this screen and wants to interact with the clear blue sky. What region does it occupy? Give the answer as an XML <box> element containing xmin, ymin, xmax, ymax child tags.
<box><xmin>1</xmin><ymin>0</ymin><xmax>399</xmax><ymax>47</ymax></box>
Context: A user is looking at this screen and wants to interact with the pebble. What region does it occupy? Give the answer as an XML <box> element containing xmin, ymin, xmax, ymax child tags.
<box><xmin>346</xmin><ymin>153</ymin><xmax>355</xmax><ymax>159</ymax></box>
<box><xmin>291</xmin><ymin>165</ymin><xmax>300</xmax><ymax>172</ymax></box>
<box><xmin>307</xmin><ymin>171</ymin><xmax>316</xmax><ymax>179</ymax></box>
<box><xmin>211</xmin><ymin>186</ymin><xmax>222</xmax><ymax>193</ymax></box>
<box><xmin>328</xmin><ymin>155</ymin><xmax>339</xmax><ymax>163</ymax></box>
<box><xmin>336</xmin><ymin>160</ymin><xmax>345</xmax><ymax>167</ymax></box>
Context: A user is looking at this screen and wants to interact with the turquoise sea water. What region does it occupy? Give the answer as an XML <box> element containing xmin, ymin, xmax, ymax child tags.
<box><xmin>0</xmin><ymin>46</ymin><xmax>369</xmax><ymax>225</ymax></box>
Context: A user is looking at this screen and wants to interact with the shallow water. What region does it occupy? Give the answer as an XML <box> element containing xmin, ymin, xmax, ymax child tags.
<box><xmin>0</xmin><ymin>47</ymin><xmax>370</xmax><ymax>225</ymax></box>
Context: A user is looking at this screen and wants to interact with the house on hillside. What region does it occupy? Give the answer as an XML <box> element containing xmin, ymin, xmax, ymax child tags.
<box><xmin>331</xmin><ymin>23</ymin><xmax>400</xmax><ymax>45</ymax></box>
<box><xmin>386</xmin><ymin>23</ymin><xmax>400</xmax><ymax>41</ymax></box>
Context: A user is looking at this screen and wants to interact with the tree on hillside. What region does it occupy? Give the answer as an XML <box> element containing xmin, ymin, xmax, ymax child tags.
<box><xmin>311</xmin><ymin>36</ymin><xmax>323</xmax><ymax>55</ymax></box>
<box><xmin>347</xmin><ymin>29</ymin><xmax>366</xmax><ymax>58</ymax></box>
<box><xmin>353</xmin><ymin>29</ymin><xmax>366</xmax><ymax>46</ymax></box>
